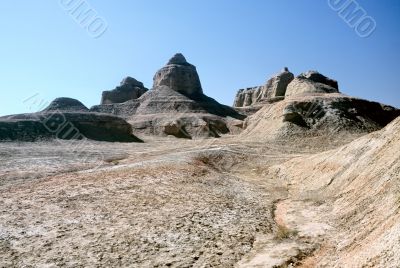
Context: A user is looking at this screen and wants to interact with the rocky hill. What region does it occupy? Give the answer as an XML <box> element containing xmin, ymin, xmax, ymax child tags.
<box><xmin>233</xmin><ymin>69</ymin><xmax>399</xmax><ymax>143</ymax></box>
<box><xmin>0</xmin><ymin>98</ymin><xmax>141</xmax><ymax>142</ymax></box>
<box><xmin>92</xmin><ymin>54</ymin><xmax>245</xmax><ymax>138</ymax></box>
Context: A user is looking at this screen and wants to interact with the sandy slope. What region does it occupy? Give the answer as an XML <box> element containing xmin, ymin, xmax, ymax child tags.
<box><xmin>241</xmin><ymin>116</ymin><xmax>400</xmax><ymax>267</ymax></box>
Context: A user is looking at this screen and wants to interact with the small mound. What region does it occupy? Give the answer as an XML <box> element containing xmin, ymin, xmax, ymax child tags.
<box><xmin>43</xmin><ymin>97</ymin><xmax>89</xmax><ymax>112</ymax></box>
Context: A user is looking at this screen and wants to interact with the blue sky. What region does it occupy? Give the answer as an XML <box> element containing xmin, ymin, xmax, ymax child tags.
<box><xmin>0</xmin><ymin>0</ymin><xmax>399</xmax><ymax>115</ymax></box>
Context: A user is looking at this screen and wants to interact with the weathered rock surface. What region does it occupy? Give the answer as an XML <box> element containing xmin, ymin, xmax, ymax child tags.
<box><xmin>153</xmin><ymin>53</ymin><xmax>203</xmax><ymax>95</ymax></box>
<box><xmin>43</xmin><ymin>97</ymin><xmax>89</xmax><ymax>112</ymax></box>
<box><xmin>233</xmin><ymin>87</ymin><xmax>261</xmax><ymax>108</ymax></box>
<box><xmin>0</xmin><ymin>98</ymin><xmax>142</xmax><ymax>142</ymax></box>
<box><xmin>285</xmin><ymin>71</ymin><xmax>339</xmax><ymax>97</ymax></box>
<box><xmin>265</xmin><ymin>116</ymin><xmax>400</xmax><ymax>267</ymax></box>
<box><xmin>101</xmin><ymin>77</ymin><xmax>148</xmax><ymax>105</ymax></box>
<box><xmin>92</xmin><ymin>54</ymin><xmax>246</xmax><ymax>139</ymax></box>
<box><xmin>263</xmin><ymin>67</ymin><xmax>295</xmax><ymax>99</ymax></box>
<box><xmin>93</xmin><ymin>86</ymin><xmax>245</xmax><ymax>138</ymax></box>
<box><xmin>233</xmin><ymin>68</ymin><xmax>294</xmax><ymax>108</ymax></box>
<box><xmin>241</xmin><ymin>93</ymin><xmax>400</xmax><ymax>141</ymax></box>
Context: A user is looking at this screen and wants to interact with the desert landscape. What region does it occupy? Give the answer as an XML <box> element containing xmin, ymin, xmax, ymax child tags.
<box><xmin>0</xmin><ymin>52</ymin><xmax>399</xmax><ymax>267</ymax></box>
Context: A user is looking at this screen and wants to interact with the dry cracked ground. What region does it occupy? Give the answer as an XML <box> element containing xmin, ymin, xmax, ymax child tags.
<box><xmin>1</xmin><ymin>119</ymin><xmax>399</xmax><ymax>267</ymax></box>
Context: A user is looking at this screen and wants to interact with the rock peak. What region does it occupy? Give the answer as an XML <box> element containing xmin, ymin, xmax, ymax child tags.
<box><xmin>43</xmin><ymin>97</ymin><xmax>89</xmax><ymax>112</ymax></box>
<box><xmin>153</xmin><ymin>54</ymin><xmax>203</xmax><ymax>95</ymax></box>
<box><xmin>120</xmin><ymin>76</ymin><xmax>143</xmax><ymax>87</ymax></box>
<box><xmin>167</xmin><ymin>53</ymin><xmax>188</xmax><ymax>65</ymax></box>
<box><xmin>101</xmin><ymin>77</ymin><xmax>148</xmax><ymax>105</ymax></box>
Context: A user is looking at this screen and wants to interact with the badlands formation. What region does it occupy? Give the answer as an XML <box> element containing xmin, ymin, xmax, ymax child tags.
<box><xmin>0</xmin><ymin>54</ymin><xmax>399</xmax><ymax>267</ymax></box>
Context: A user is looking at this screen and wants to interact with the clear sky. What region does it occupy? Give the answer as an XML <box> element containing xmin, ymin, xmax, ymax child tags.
<box><xmin>0</xmin><ymin>0</ymin><xmax>399</xmax><ymax>116</ymax></box>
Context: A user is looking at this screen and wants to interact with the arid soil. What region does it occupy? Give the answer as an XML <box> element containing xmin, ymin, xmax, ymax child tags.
<box><xmin>1</xmin><ymin>117</ymin><xmax>399</xmax><ymax>267</ymax></box>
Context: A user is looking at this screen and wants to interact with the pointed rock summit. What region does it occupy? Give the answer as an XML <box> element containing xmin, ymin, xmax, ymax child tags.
<box><xmin>153</xmin><ymin>53</ymin><xmax>203</xmax><ymax>95</ymax></box>
<box><xmin>167</xmin><ymin>53</ymin><xmax>190</xmax><ymax>65</ymax></box>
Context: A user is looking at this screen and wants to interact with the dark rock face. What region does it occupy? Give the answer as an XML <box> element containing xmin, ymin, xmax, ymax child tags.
<box><xmin>101</xmin><ymin>77</ymin><xmax>148</xmax><ymax>105</ymax></box>
<box><xmin>0</xmin><ymin>98</ymin><xmax>142</xmax><ymax>142</ymax></box>
<box><xmin>282</xmin><ymin>105</ymin><xmax>308</xmax><ymax>127</ymax></box>
<box><xmin>0</xmin><ymin>113</ymin><xmax>142</xmax><ymax>142</ymax></box>
<box><xmin>233</xmin><ymin>68</ymin><xmax>294</xmax><ymax>108</ymax></box>
<box><xmin>300</xmin><ymin>71</ymin><xmax>338</xmax><ymax>89</ymax></box>
<box><xmin>285</xmin><ymin>71</ymin><xmax>339</xmax><ymax>97</ymax></box>
<box><xmin>43</xmin><ymin>97</ymin><xmax>89</xmax><ymax>112</ymax></box>
<box><xmin>153</xmin><ymin>53</ymin><xmax>203</xmax><ymax>95</ymax></box>
<box><xmin>281</xmin><ymin>97</ymin><xmax>400</xmax><ymax>132</ymax></box>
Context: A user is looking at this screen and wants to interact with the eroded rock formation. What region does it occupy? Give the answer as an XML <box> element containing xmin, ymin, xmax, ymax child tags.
<box><xmin>285</xmin><ymin>71</ymin><xmax>339</xmax><ymax>97</ymax></box>
<box><xmin>153</xmin><ymin>53</ymin><xmax>203</xmax><ymax>95</ymax></box>
<box><xmin>101</xmin><ymin>77</ymin><xmax>148</xmax><ymax>105</ymax></box>
<box><xmin>233</xmin><ymin>68</ymin><xmax>294</xmax><ymax>108</ymax></box>
<box><xmin>241</xmin><ymin>93</ymin><xmax>400</xmax><ymax>141</ymax></box>
<box><xmin>0</xmin><ymin>98</ymin><xmax>142</xmax><ymax>142</ymax></box>
<box><xmin>92</xmin><ymin>54</ymin><xmax>245</xmax><ymax>139</ymax></box>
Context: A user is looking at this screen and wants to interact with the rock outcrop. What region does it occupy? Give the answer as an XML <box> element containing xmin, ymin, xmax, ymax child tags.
<box><xmin>43</xmin><ymin>97</ymin><xmax>89</xmax><ymax>112</ymax></box>
<box><xmin>241</xmin><ymin>93</ymin><xmax>400</xmax><ymax>142</ymax></box>
<box><xmin>153</xmin><ymin>53</ymin><xmax>203</xmax><ymax>95</ymax></box>
<box><xmin>233</xmin><ymin>87</ymin><xmax>262</xmax><ymax>108</ymax></box>
<box><xmin>285</xmin><ymin>71</ymin><xmax>339</xmax><ymax>97</ymax></box>
<box><xmin>0</xmin><ymin>98</ymin><xmax>142</xmax><ymax>142</ymax></box>
<box><xmin>101</xmin><ymin>77</ymin><xmax>148</xmax><ymax>105</ymax></box>
<box><xmin>233</xmin><ymin>68</ymin><xmax>294</xmax><ymax>108</ymax></box>
<box><xmin>92</xmin><ymin>54</ymin><xmax>245</xmax><ymax>139</ymax></box>
<box><xmin>127</xmin><ymin>86</ymin><xmax>244</xmax><ymax>138</ymax></box>
<box><xmin>263</xmin><ymin>67</ymin><xmax>295</xmax><ymax>99</ymax></box>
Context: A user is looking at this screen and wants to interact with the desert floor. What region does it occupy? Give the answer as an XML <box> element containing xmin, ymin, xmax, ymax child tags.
<box><xmin>0</xmin><ymin>132</ymin><xmax>396</xmax><ymax>267</ymax></box>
